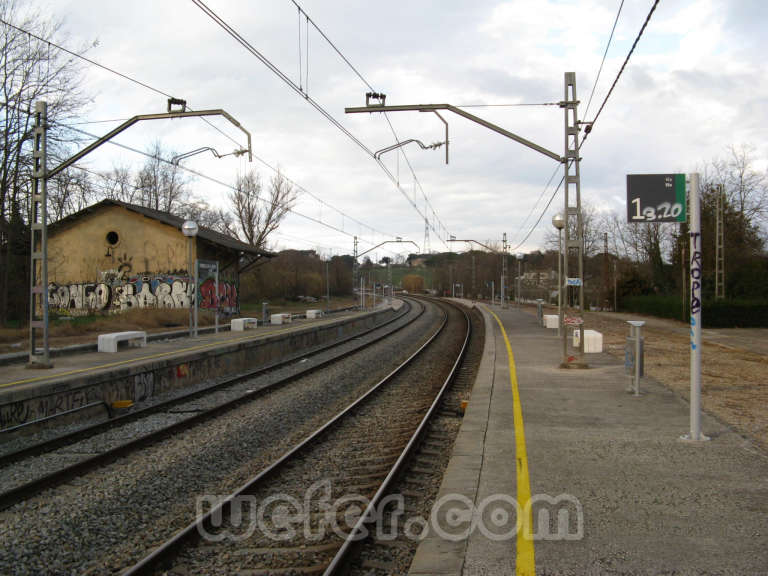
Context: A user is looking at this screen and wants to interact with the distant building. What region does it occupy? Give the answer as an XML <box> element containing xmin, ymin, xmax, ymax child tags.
<box><xmin>46</xmin><ymin>199</ymin><xmax>273</xmax><ymax>315</ymax></box>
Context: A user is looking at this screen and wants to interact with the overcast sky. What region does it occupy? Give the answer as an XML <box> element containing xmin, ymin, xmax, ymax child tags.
<box><xmin>23</xmin><ymin>0</ymin><xmax>768</xmax><ymax>261</ymax></box>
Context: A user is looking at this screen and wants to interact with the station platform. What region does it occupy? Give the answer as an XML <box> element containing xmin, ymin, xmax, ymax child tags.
<box><xmin>0</xmin><ymin>305</ymin><xmax>396</xmax><ymax>432</ymax></box>
<box><xmin>409</xmin><ymin>302</ymin><xmax>768</xmax><ymax>575</ymax></box>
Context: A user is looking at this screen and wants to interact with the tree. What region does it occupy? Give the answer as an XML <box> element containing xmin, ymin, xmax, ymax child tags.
<box><xmin>135</xmin><ymin>141</ymin><xmax>189</xmax><ymax>213</ymax></box>
<box><xmin>0</xmin><ymin>0</ymin><xmax>90</xmax><ymax>324</ymax></box>
<box><xmin>230</xmin><ymin>169</ymin><xmax>296</xmax><ymax>250</ymax></box>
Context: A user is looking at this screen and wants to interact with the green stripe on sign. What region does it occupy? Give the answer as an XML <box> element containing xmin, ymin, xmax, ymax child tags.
<box><xmin>675</xmin><ymin>173</ymin><xmax>687</xmax><ymax>222</ymax></box>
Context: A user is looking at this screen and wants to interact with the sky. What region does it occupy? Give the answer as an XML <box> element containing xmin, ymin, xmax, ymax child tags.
<box><xmin>19</xmin><ymin>0</ymin><xmax>768</xmax><ymax>262</ymax></box>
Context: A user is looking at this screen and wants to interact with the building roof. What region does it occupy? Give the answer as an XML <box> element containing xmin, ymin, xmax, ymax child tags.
<box><xmin>49</xmin><ymin>199</ymin><xmax>275</xmax><ymax>258</ymax></box>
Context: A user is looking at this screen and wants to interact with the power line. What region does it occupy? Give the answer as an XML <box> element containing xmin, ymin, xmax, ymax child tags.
<box><xmin>60</xmin><ymin>125</ymin><xmax>390</xmax><ymax>249</ymax></box>
<box><xmin>582</xmin><ymin>0</ymin><xmax>659</xmax><ymax>146</ymax></box>
<box><xmin>456</xmin><ymin>102</ymin><xmax>560</xmax><ymax>108</ymax></box>
<box><xmin>584</xmin><ymin>0</ymin><xmax>625</xmax><ymax>120</ymax></box>
<box><xmin>196</xmin><ymin>0</ymin><xmax>449</xmax><ymax>247</ymax></box>
<box><xmin>288</xmin><ymin>0</ymin><xmax>451</xmax><ymax>247</ymax></box>
<box><xmin>0</xmin><ymin>20</ymin><xmax>395</xmax><ymax>247</ymax></box>
<box><xmin>509</xmin><ymin>171</ymin><xmax>567</xmax><ymax>252</ymax></box>
<box><xmin>509</xmin><ymin>162</ymin><xmax>562</xmax><ymax>246</ymax></box>
<box><xmin>0</xmin><ymin>15</ymin><xmax>244</xmax><ymax>151</ymax></box>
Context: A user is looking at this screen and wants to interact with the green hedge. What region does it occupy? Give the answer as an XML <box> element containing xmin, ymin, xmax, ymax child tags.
<box><xmin>619</xmin><ymin>295</ymin><xmax>768</xmax><ymax>328</ymax></box>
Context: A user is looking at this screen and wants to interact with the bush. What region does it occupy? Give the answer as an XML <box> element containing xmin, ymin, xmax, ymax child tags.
<box><xmin>619</xmin><ymin>295</ymin><xmax>768</xmax><ymax>328</ymax></box>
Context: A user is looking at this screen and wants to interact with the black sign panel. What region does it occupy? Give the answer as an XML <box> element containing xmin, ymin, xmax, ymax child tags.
<box><xmin>626</xmin><ymin>174</ymin><xmax>686</xmax><ymax>223</ymax></box>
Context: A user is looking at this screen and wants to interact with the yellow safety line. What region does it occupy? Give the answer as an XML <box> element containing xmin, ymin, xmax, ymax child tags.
<box><xmin>484</xmin><ymin>306</ymin><xmax>535</xmax><ymax>576</ymax></box>
<box><xmin>0</xmin><ymin>315</ymin><xmax>352</xmax><ymax>389</ymax></box>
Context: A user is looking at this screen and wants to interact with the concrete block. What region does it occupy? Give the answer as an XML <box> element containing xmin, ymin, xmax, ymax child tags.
<box><xmin>306</xmin><ymin>309</ymin><xmax>323</xmax><ymax>319</ymax></box>
<box><xmin>270</xmin><ymin>313</ymin><xmax>292</xmax><ymax>325</ymax></box>
<box><xmin>231</xmin><ymin>318</ymin><xmax>258</xmax><ymax>331</ymax></box>
<box><xmin>97</xmin><ymin>331</ymin><xmax>147</xmax><ymax>353</ymax></box>
<box><xmin>544</xmin><ymin>314</ymin><xmax>559</xmax><ymax>329</ymax></box>
<box><xmin>573</xmin><ymin>329</ymin><xmax>603</xmax><ymax>353</ymax></box>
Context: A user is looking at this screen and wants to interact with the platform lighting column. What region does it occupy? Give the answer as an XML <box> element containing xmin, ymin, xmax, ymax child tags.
<box><xmin>552</xmin><ymin>214</ymin><xmax>565</xmax><ymax>336</ymax></box>
<box><xmin>182</xmin><ymin>221</ymin><xmax>199</xmax><ymax>337</ymax></box>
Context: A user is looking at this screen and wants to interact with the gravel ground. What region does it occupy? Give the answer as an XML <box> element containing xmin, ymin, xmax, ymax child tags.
<box><xmin>349</xmin><ymin>306</ymin><xmax>485</xmax><ymax>575</ymax></box>
<box><xmin>0</xmin><ymin>299</ymin><xmax>441</xmax><ymax>575</ymax></box>
<box><xmin>0</xmin><ymin>303</ymin><xmax>417</xmax><ymax>491</ymax></box>
<box><xmin>160</xmin><ymin>300</ymin><xmax>468</xmax><ymax>575</ymax></box>
<box><xmin>0</xmin><ymin>306</ymin><xmax>411</xmax><ymax>459</ymax></box>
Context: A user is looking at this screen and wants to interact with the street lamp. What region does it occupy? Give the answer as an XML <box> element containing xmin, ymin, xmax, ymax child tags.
<box><xmin>552</xmin><ymin>213</ymin><xmax>565</xmax><ymax>336</ymax></box>
<box><xmin>182</xmin><ymin>220</ymin><xmax>199</xmax><ymax>337</ymax></box>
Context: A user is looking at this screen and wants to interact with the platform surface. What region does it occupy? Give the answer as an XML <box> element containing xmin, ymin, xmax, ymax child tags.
<box><xmin>0</xmin><ymin>309</ymin><xmax>364</xmax><ymax>402</ymax></box>
<box><xmin>409</xmin><ymin>302</ymin><xmax>768</xmax><ymax>575</ymax></box>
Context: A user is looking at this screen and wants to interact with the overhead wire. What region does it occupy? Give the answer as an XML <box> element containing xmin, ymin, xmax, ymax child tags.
<box><xmin>584</xmin><ymin>0</ymin><xmax>625</xmax><ymax>120</ymax></box>
<box><xmin>63</xmin><ymin>124</ymin><xmax>393</xmax><ymax>250</ymax></box>
<box><xmin>511</xmin><ymin>0</ymin><xmax>659</xmax><ymax>250</ymax></box>
<box><xmin>0</xmin><ymin>17</ymin><xmax>397</xmax><ymax>246</ymax></box>
<box><xmin>582</xmin><ymin>0</ymin><xmax>660</xmax><ymax>147</ymax></box>
<box><xmin>282</xmin><ymin>0</ymin><xmax>452</xmax><ymax>248</ymax></box>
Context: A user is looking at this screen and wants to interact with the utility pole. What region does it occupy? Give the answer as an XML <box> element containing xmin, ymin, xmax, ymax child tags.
<box><xmin>715</xmin><ymin>184</ymin><xmax>725</xmax><ymax>299</ymax></box>
<box><xmin>560</xmin><ymin>72</ymin><xmax>585</xmax><ymax>363</ymax></box>
<box><xmin>27</xmin><ymin>100</ymin><xmax>252</xmax><ymax>368</ymax></box>
<box><xmin>28</xmin><ymin>102</ymin><xmax>50</xmax><ymax>368</ymax></box>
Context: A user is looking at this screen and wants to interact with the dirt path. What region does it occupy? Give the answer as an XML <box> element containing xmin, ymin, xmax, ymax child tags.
<box><xmin>585</xmin><ymin>310</ymin><xmax>768</xmax><ymax>451</ymax></box>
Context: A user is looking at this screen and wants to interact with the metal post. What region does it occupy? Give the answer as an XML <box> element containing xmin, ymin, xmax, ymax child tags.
<box><xmin>359</xmin><ymin>276</ymin><xmax>364</xmax><ymax>310</ymax></box>
<box><xmin>188</xmin><ymin>239</ymin><xmax>194</xmax><ymax>337</ymax></box>
<box><xmin>684</xmin><ymin>173</ymin><xmax>708</xmax><ymax>441</ymax></box>
<box><xmin>634</xmin><ymin>325</ymin><xmax>641</xmax><ymax>396</ymax></box>
<box><xmin>193</xmin><ymin>259</ymin><xmax>199</xmax><ymax>337</ymax></box>
<box><xmin>561</xmin><ymin>71</ymin><xmax>585</xmax><ymax>364</ymax></box>
<box><xmin>326</xmin><ymin>259</ymin><xmax>330</xmax><ymax>309</ymax></box>
<box><xmin>28</xmin><ymin>102</ymin><xmax>51</xmax><ymax>368</ymax></box>
<box><xmin>353</xmin><ymin>236</ymin><xmax>358</xmax><ymax>296</ymax></box>
<box><xmin>558</xmin><ymin>230</ymin><xmax>563</xmax><ymax>336</ymax></box>
<box><xmin>491</xmin><ymin>280</ymin><xmax>495</xmax><ymax>306</ymax></box>
<box><xmin>214</xmin><ymin>263</ymin><xmax>219</xmax><ymax>334</ymax></box>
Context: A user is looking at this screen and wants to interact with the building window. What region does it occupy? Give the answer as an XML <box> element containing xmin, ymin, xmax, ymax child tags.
<box><xmin>106</xmin><ymin>231</ymin><xmax>120</xmax><ymax>245</ymax></box>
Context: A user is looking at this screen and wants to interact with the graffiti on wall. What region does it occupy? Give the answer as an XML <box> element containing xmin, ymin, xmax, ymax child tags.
<box><xmin>48</xmin><ymin>273</ymin><xmax>239</xmax><ymax>314</ymax></box>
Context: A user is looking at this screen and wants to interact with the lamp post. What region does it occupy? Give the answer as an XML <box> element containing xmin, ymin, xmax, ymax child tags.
<box><xmin>516</xmin><ymin>253</ymin><xmax>524</xmax><ymax>306</ymax></box>
<box><xmin>552</xmin><ymin>213</ymin><xmax>565</xmax><ymax>336</ymax></box>
<box><xmin>182</xmin><ymin>220</ymin><xmax>199</xmax><ymax>337</ymax></box>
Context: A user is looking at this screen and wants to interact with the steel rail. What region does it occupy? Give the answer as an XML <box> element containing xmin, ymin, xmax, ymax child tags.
<box><xmin>323</xmin><ymin>298</ymin><xmax>471</xmax><ymax>574</ymax></box>
<box><xmin>0</xmin><ymin>303</ymin><xmax>412</xmax><ymax>468</ymax></box>
<box><xmin>122</xmin><ymin>298</ymin><xmax>466</xmax><ymax>576</ymax></box>
<box><xmin>0</xmin><ymin>301</ymin><xmax>423</xmax><ymax>511</ymax></box>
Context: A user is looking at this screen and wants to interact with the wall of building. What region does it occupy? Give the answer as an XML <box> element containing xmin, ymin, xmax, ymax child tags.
<box><xmin>47</xmin><ymin>205</ymin><xmax>238</xmax><ymax>314</ymax></box>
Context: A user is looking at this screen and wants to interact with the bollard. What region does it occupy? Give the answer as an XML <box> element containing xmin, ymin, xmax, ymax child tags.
<box><xmin>625</xmin><ymin>321</ymin><xmax>645</xmax><ymax>396</ymax></box>
<box><xmin>536</xmin><ymin>299</ymin><xmax>544</xmax><ymax>326</ymax></box>
<box><xmin>262</xmin><ymin>302</ymin><xmax>269</xmax><ymax>325</ymax></box>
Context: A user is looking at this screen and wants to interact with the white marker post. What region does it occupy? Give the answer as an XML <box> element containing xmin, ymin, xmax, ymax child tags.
<box><xmin>685</xmin><ymin>173</ymin><xmax>708</xmax><ymax>441</ymax></box>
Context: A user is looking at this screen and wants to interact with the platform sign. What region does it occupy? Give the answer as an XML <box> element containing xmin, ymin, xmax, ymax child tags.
<box><xmin>626</xmin><ymin>174</ymin><xmax>686</xmax><ymax>223</ymax></box>
<box><xmin>566</xmin><ymin>277</ymin><xmax>582</xmax><ymax>287</ymax></box>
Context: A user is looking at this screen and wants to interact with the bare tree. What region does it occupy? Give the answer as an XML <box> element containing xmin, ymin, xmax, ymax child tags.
<box><xmin>230</xmin><ymin>168</ymin><xmax>296</xmax><ymax>250</ymax></box>
<box><xmin>0</xmin><ymin>0</ymin><xmax>90</xmax><ymax>323</ymax></box>
<box><xmin>48</xmin><ymin>168</ymin><xmax>93</xmax><ymax>221</ymax></box>
<box><xmin>134</xmin><ymin>141</ymin><xmax>189</xmax><ymax>213</ymax></box>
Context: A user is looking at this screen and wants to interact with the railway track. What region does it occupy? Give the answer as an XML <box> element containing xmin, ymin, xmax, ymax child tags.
<box><xmin>0</xmin><ymin>300</ymin><xmax>422</xmax><ymax>511</ymax></box>
<box><xmin>123</xmin><ymin>298</ymin><xmax>473</xmax><ymax>576</ymax></box>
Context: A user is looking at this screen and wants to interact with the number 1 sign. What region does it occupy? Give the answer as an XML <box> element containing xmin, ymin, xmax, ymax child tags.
<box><xmin>626</xmin><ymin>174</ymin><xmax>687</xmax><ymax>223</ymax></box>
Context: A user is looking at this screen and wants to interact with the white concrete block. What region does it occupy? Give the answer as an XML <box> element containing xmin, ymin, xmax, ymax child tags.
<box><xmin>306</xmin><ymin>309</ymin><xmax>323</xmax><ymax>319</ymax></box>
<box><xmin>98</xmin><ymin>331</ymin><xmax>147</xmax><ymax>353</ymax></box>
<box><xmin>573</xmin><ymin>329</ymin><xmax>603</xmax><ymax>353</ymax></box>
<box><xmin>543</xmin><ymin>314</ymin><xmax>559</xmax><ymax>329</ymax></box>
<box><xmin>231</xmin><ymin>318</ymin><xmax>258</xmax><ymax>331</ymax></box>
<box><xmin>270</xmin><ymin>313</ymin><xmax>292</xmax><ymax>325</ymax></box>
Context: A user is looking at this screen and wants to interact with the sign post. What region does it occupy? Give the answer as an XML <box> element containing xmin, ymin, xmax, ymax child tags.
<box><xmin>626</xmin><ymin>173</ymin><xmax>707</xmax><ymax>440</ymax></box>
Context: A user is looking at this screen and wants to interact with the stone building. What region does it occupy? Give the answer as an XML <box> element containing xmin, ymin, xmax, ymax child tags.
<box><xmin>46</xmin><ymin>199</ymin><xmax>272</xmax><ymax>315</ymax></box>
